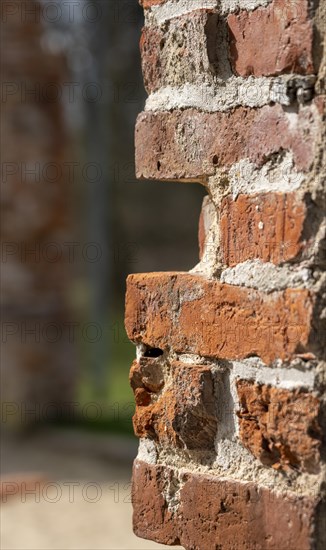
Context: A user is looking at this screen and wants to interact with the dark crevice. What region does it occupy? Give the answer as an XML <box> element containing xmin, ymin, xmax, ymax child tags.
<box><xmin>143</xmin><ymin>347</ymin><xmax>164</xmax><ymax>358</ymax></box>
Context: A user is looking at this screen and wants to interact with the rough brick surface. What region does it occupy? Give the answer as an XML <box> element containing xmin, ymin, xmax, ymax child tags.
<box><xmin>236</xmin><ymin>380</ymin><xmax>321</xmax><ymax>473</ymax></box>
<box><xmin>220</xmin><ymin>192</ymin><xmax>307</xmax><ymax>265</ymax></box>
<box><xmin>130</xmin><ymin>357</ymin><xmax>164</xmax><ymax>398</ymax></box>
<box><xmin>140</xmin><ymin>11</ymin><xmax>221</xmax><ymax>93</ymax></box>
<box><xmin>132</xmin><ymin>461</ymin><xmax>179</xmax><ymax>545</ymax></box>
<box><xmin>125</xmin><ymin>272</ymin><xmax>315</xmax><ymax>364</ymax></box>
<box><xmin>132</xmin><ymin>460</ymin><xmax>321</xmax><ymax>550</ymax></box>
<box><xmin>228</xmin><ymin>0</ymin><xmax>314</xmax><ymax>76</ymax></box>
<box><xmin>135</xmin><ymin>104</ymin><xmax>321</xmax><ymax>181</ymax></box>
<box><xmin>130</xmin><ymin>360</ymin><xmax>217</xmax><ymax>450</ymax></box>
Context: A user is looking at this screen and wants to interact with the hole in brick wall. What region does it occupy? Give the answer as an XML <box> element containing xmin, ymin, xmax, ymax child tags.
<box><xmin>212</xmin><ymin>155</ymin><xmax>219</xmax><ymax>165</ymax></box>
<box><xmin>307</xmin><ymin>425</ymin><xmax>321</xmax><ymax>440</ymax></box>
<box><xmin>157</xmin><ymin>161</ymin><xmax>161</xmax><ymax>171</ymax></box>
<box><xmin>143</xmin><ymin>347</ymin><xmax>163</xmax><ymax>358</ymax></box>
<box><xmin>125</xmin><ymin>180</ymin><xmax>206</xmax><ymax>272</ymax></box>
<box><xmin>220</xmin><ymin>500</ymin><xmax>227</xmax><ymax>513</ymax></box>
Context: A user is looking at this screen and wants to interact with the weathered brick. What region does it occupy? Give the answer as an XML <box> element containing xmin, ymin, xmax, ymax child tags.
<box><xmin>130</xmin><ymin>357</ymin><xmax>164</xmax><ymax>394</ymax></box>
<box><xmin>220</xmin><ymin>192</ymin><xmax>307</xmax><ymax>266</ymax></box>
<box><xmin>133</xmin><ymin>460</ymin><xmax>321</xmax><ymax>549</ymax></box>
<box><xmin>236</xmin><ymin>380</ymin><xmax>321</xmax><ymax>473</ymax></box>
<box><xmin>125</xmin><ymin>272</ymin><xmax>316</xmax><ymax>364</ymax></box>
<box><xmin>140</xmin><ymin>26</ymin><xmax>164</xmax><ymax>95</ymax></box>
<box><xmin>140</xmin><ymin>11</ymin><xmax>219</xmax><ymax>93</ymax></box>
<box><xmin>130</xmin><ymin>360</ymin><xmax>217</xmax><ymax>450</ymax></box>
<box><xmin>132</xmin><ymin>461</ymin><xmax>179</xmax><ymax>545</ymax></box>
<box><xmin>228</xmin><ymin>0</ymin><xmax>314</xmax><ymax>76</ymax></box>
<box><xmin>135</xmin><ymin>104</ymin><xmax>321</xmax><ymax>181</ymax></box>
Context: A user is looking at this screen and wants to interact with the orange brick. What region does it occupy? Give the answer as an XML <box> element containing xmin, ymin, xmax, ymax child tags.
<box><xmin>140</xmin><ymin>0</ymin><xmax>166</xmax><ymax>6</ymax></box>
<box><xmin>220</xmin><ymin>193</ymin><xmax>307</xmax><ymax>265</ymax></box>
<box><xmin>237</xmin><ymin>380</ymin><xmax>321</xmax><ymax>473</ymax></box>
<box><xmin>130</xmin><ymin>360</ymin><xmax>217</xmax><ymax>450</ymax></box>
<box><xmin>125</xmin><ymin>272</ymin><xmax>316</xmax><ymax>364</ymax></box>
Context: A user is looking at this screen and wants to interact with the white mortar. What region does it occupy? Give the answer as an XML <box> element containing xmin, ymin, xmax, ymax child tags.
<box><xmin>146</xmin><ymin>0</ymin><xmax>273</xmax><ymax>26</ymax></box>
<box><xmin>220</xmin><ymin>260</ymin><xmax>313</xmax><ymax>292</ymax></box>
<box><xmin>145</xmin><ymin>78</ymin><xmax>292</xmax><ymax>112</ymax></box>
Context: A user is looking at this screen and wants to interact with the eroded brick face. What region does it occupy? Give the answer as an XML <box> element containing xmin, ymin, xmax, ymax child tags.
<box><xmin>236</xmin><ymin>380</ymin><xmax>321</xmax><ymax>473</ymax></box>
<box><xmin>140</xmin><ymin>10</ymin><xmax>218</xmax><ymax>93</ymax></box>
<box><xmin>130</xmin><ymin>360</ymin><xmax>217</xmax><ymax>450</ymax></box>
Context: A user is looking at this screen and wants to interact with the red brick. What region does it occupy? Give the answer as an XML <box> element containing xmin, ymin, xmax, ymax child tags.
<box><xmin>135</xmin><ymin>104</ymin><xmax>321</xmax><ymax>181</ymax></box>
<box><xmin>140</xmin><ymin>26</ymin><xmax>164</xmax><ymax>95</ymax></box>
<box><xmin>132</xmin><ymin>460</ymin><xmax>321</xmax><ymax>549</ymax></box>
<box><xmin>132</xmin><ymin>461</ymin><xmax>179</xmax><ymax>545</ymax></box>
<box><xmin>236</xmin><ymin>381</ymin><xmax>321</xmax><ymax>473</ymax></box>
<box><xmin>228</xmin><ymin>0</ymin><xmax>314</xmax><ymax>77</ymax></box>
<box><xmin>220</xmin><ymin>192</ymin><xmax>307</xmax><ymax>266</ymax></box>
<box><xmin>125</xmin><ymin>272</ymin><xmax>316</xmax><ymax>364</ymax></box>
<box><xmin>130</xmin><ymin>360</ymin><xmax>217</xmax><ymax>450</ymax></box>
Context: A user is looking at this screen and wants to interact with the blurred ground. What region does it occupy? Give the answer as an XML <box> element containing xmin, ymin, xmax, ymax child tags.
<box><xmin>0</xmin><ymin>429</ymin><xmax>183</xmax><ymax>550</ymax></box>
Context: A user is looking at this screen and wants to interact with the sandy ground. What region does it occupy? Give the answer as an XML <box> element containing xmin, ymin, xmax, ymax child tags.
<box><xmin>0</xmin><ymin>429</ymin><xmax>183</xmax><ymax>550</ymax></box>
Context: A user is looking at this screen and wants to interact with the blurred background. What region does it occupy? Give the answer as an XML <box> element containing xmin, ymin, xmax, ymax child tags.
<box><xmin>0</xmin><ymin>1</ymin><xmax>205</xmax><ymax>548</ymax></box>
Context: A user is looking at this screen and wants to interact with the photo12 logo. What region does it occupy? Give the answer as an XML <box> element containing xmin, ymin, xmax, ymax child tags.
<box><xmin>1</xmin><ymin>1</ymin><xmax>103</xmax><ymax>24</ymax></box>
<box><xmin>1</xmin><ymin>81</ymin><xmax>103</xmax><ymax>104</ymax></box>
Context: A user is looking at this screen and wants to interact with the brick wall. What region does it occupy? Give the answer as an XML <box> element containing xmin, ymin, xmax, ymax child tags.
<box><xmin>1</xmin><ymin>1</ymin><xmax>76</xmax><ymax>425</ymax></box>
<box><xmin>126</xmin><ymin>1</ymin><xmax>326</xmax><ymax>548</ymax></box>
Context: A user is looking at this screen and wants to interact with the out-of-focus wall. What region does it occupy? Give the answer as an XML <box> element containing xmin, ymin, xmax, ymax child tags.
<box><xmin>0</xmin><ymin>0</ymin><xmax>206</xmax><ymax>426</ymax></box>
<box><xmin>1</xmin><ymin>0</ymin><xmax>76</xmax><ymax>427</ymax></box>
